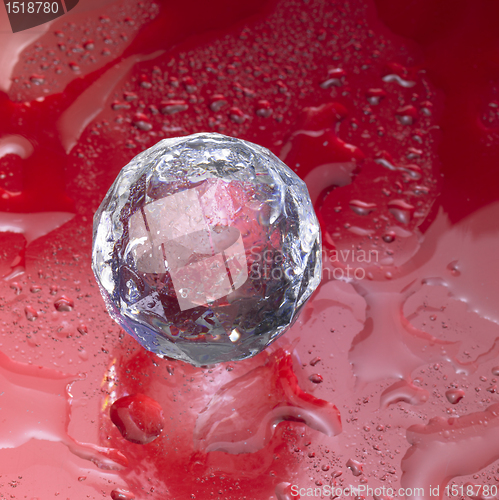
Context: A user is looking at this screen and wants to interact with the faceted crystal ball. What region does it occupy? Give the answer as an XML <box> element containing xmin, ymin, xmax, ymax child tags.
<box><xmin>92</xmin><ymin>133</ymin><xmax>321</xmax><ymax>365</ymax></box>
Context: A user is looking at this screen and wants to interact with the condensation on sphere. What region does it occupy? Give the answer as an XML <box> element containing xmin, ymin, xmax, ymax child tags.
<box><xmin>92</xmin><ymin>133</ymin><xmax>321</xmax><ymax>366</ymax></box>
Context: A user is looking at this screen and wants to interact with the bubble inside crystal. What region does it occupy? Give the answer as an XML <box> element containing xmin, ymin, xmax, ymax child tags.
<box><xmin>92</xmin><ymin>133</ymin><xmax>321</xmax><ymax>365</ymax></box>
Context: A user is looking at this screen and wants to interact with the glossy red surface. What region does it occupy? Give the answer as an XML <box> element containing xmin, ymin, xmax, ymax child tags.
<box><xmin>0</xmin><ymin>0</ymin><xmax>498</xmax><ymax>499</ymax></box>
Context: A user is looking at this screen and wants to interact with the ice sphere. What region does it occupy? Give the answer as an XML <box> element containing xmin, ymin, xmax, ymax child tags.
<box><xmin>92</xmin><ymin>133</ymin><xmax>321</xmax><ymax>365</ymax></box>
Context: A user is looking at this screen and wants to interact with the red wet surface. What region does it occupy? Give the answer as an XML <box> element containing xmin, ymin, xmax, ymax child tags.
<box><xmin>0</xmin><ymin>0</ymin><xmax>498</xmax><ymax>499</ymax></box>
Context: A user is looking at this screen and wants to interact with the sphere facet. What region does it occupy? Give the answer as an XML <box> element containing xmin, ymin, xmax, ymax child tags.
<box><xmin>92</xmin><ymin>133</ymin><xmax>321</xmax><ymax>365</ymax></box>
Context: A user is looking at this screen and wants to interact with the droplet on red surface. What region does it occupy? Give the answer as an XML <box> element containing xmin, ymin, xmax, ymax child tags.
<box><xmin>346</xmin><ymin>458</ymin><xmax>363</xmax><ymax>476</ymax></box>
<box><xmin>123</xmin><ymin>91</ymin><xmax>138</xmax><ymax>102</ymax></box>
<box><xmin>366</xmin><ymin>88</ymin><xmax>387</xmax><ymax>105</ymax></box>
<box><xmin>320</xmin><ymin>67</ymin><xmax>345</xmax><ymax>88</ymax></box>
<box><xmin>382</xmin><ymin>231</ymin><xmax>396</xmax><ymax>243</ymax></box>
<box><xmin>380</xmin><ymin>379</ymin><xmax>429</xmax><ymax>407</ymax></box>
<box><xmin>24</xmin><ymin>305</ymin><xmax>38</xmax><ymax>321</ymax></box>
<box><xmin>54</xmin><ymin>295</ymin><xmax>74</xmax><ymax>312</ymax></box>
<box><xmin>275</xmin><ymin>482</ymin><xmax>298</xmax><ymax>500</ymax></box>
<box><xmin>30</xmin><ymin>74</ymin><xmax>45</xmax><ymax>85</ymax></box>
<box><xmin>228</xmin><ymin>106</ymin><xmax>246</xmax><ymax>123</ymax></box>
<box><xmin>68</xmin><ymin>61</ymin><xmax>80</xmax><ymax>72</ymax></box>
<box><xmin>310</xmin><ymin>356</ymin><xmax>321</xmax><ymax>366</ymax></box>
<box><xmin>209</xmin><ymin>94</ymin><xmax>227</xmax><ymax>112</ymax></box>
<box><xmin>132</xmin><ymin>113</ymin><xmax>152</xmax><ymax>131</ymax></box>
<box><xmin>445</xmin><ymin>389</ymin><xmax>465</xmax><ymax>404</ymax></box>
<box><xmin>160</xmin><ymin>99</ymin><xmax>188</xmax><ymax>115</ymax></box>
<box><xmin>388</xmin><ymin>199</ymin><xmax>415</xmax><ymax>224</ymax></box>
<box><xmin>112</xmin><ymin>100</ymin><xmax>131</xmax><ymax>111</ymax></box>
<box><xmin>382</xmin><ymin>73</ymin><xmax>415</xmax><ymax>88</ymax></box>
<box><xmin>396</xmin><ymin>105</ymin><xmax>417</xmax><ymax>125</ymax></box>
<box><xmin>447</xmin><ymin>260</ymin><xmax>461</xmax><ymax>277</ymax></box>
<box><xmin>110</xmin><ymin>394</ymin><xmax>165</xmax><ymax>445</ymax></box>
<box><xmin>349</xmin><ymin>200</ymin><xmax>377</xmax><ymax>216</ymax></box>
<box><xmin>77</xmin><ymin>323</ymin><xmax>88</xmax><ymax>335</ymax></box>
<box><xmin>309</xmin><ymin>373</ymin><xmax>323</xmax><ymax>384</ymax></box>
<box><xmin>256</xmin><ymin>99</ymin><xmax>272</xmax><ymax>117</ymax></box>
<box><xmin>110</xmin><ymin>488</ymin><xmax>135</xmax><ymax>500</ymax></box>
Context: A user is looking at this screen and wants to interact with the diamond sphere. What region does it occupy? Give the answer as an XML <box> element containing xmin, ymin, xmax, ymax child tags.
<box><xmin>92</xmin><ymin>133</ymin><xmax>321</xmax><ymax>365</ymax></box>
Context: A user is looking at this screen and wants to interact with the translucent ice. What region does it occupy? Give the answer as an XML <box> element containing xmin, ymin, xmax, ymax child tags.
<box><xmin>92</xmin><ymin>133</ymin><xmax>321</xmax><ymax>365</ymax></box>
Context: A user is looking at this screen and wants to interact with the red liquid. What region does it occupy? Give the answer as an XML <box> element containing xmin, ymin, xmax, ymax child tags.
<box><xmin>0</xmin><ymin>0</ymin><xmax>499</xmax><ymax>499</ymax></box>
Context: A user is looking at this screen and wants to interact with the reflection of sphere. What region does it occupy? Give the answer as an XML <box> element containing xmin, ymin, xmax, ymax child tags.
<box><xmin>92</xmin><ymin>133</ymin><xmax>321</xmax><ymax>365</ymax></box>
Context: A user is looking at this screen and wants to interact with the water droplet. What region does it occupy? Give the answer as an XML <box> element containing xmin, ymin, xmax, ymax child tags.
<box><xmin>447</xmin><ymin>260</ymin><xmax>461</xmax><ymax>277</ymax></box>
<box><xmin>310</xmin><ymin>356</ymin><xmax>321</xmax><ymax>366</ymax></box>
<box><xmin>320</xmin><ymin>68</ymin><xmax>346</xmax><ymax>88</ymax></box>
<box><xmin>182</xmin><ymin>76</ymin><xmax>197</xmax><ymax>93</ymax></box>
<box><xmin>110</xmin><ymin>394</ymin><xmax>164</xmax><ymax>445</ymax></box>
<box><xmin>77</xmin><ymin>324</ymin><xmax>88</xmax><ymax>335</ymax></box>
<box><xmin>399</xmin><ymin>163</ymin><xmax>422</xmax><ymax>180</ymax></box>
<box><xmin>309</xmin><ymin>373</ymin><xmax>323</xmax><ymax>383</ymax></box>
<box><xmin>275</xmin><ymin>482</ymin><xmax>294</xmax><ymax>500</ymax></box>
<box><xmin>256</xmin><ymin>99</ymin><xmax>272</xmax><ymax>118</ymax></box>
<box><xmin>209</xmin><ymin>94</ymin><xmax>227</xmax><ymax>112</ymax></box>
<box><xmin>388</xmin><ymin>199</ymin><xmax>415</xmax><ymax>224</ymax></box>
<box><xmin>110</xmin><ymin>489</ymin><xmax>135</xmax><ymax>500</ymax></box>
<box><xmin>381</xmin><ymin>380</ymin><xmax>429</xmax><ymax>407</ymax></box>
<box><xmin>228</xmin><ymin>107</ymin><xmax>246</xmax><ymax>123</ymax></box>
<box><xmin>396</xmin><ymin>105</ymin><xmax>417</xmax><ymax>125</ymax></box>
<box><xmin>24</xmin><ymin>306</ymin><xmax>38</xmax><ymax>321</ymax></box>
<box><xmin>54</xmin><ymin>296</ymin><xmax>74</xmax><ymax>312</ymax></box>
<box><xmin>133</xmin><ymin>113</ymin><xmax>152</xmax><ymax>131</ymax></box>
<box><xmin>382</xmin><ymin>74</ymin><xmax>416</xmax><ymax>88</ymax></box>
<box><xmin>349</xmin><ymin>200</ymin><xmax>377</xmax><ymax>216</ymax></box>
<box><xmin>123</xmin><ymin>91</ymin><xmax>138</xmax><ymax>102</ymax></box>
<box><xmin>111</xmin><ymin>101</ymin><xmax>131</xmax><ymax>111</ymax></box>
<box><xmin>420</xmin><ymin>100</ymin><xmax>433</xmax><ymax>116</ymax></box>
<box><xmin>160</xmin><ymin>100</ymin><xmax>188</xmax><ymax>115</ymax></box>
<box><xmin>366</xmin><ymin>88</ymin><xmax>387</xmax><ymax>105</ymax></box>
<box><xmin>382</xmin><ymin>231</ymin><xmax>396</xmax><ymax>243</ymax></box>
<box><xmin>346</xmin><ymin>458</ymin><xmax>363</xmax><ymax>476</ymax></box>
<box><xmin>30</xmin><ymin>74</ymin><xmax>45</xmax><ymax>85</ymax></box>
<box><xmin>139</xmin><ymin>74</ymin><xmax>152</xmax><ymax>89</ymax></box>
